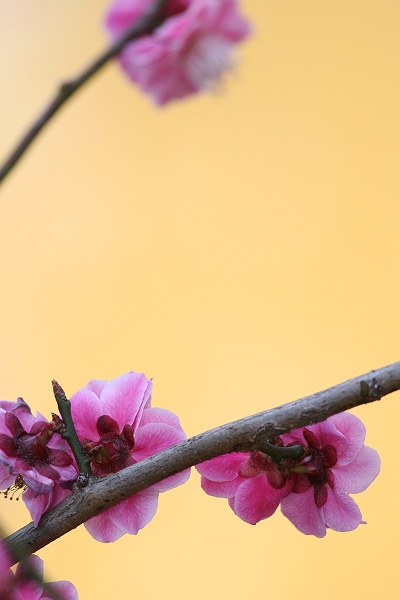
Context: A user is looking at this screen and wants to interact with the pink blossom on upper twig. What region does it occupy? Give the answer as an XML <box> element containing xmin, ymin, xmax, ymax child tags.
<box><xmin>105</xmin><ymin>0</ymin><xmax>251</xmax><ymax>104</ymax></box>
<box><xmin>197</xmin><ymin>412</ymin><xmax>380</xmax><ymax>537</ymax></box>
<box><xmin>70</xmin><ymin>371</ymin><xmax>190</xmax><ymax>542</ymax></box>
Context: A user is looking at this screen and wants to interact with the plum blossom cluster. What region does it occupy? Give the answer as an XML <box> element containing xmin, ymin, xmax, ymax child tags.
<box><xmin>0</xmin><ymin>373</ymin><xmax>380</xmax><ymax>543</ymax></box>
<box><xmin>0</xmin><ymin>372</ymin><xmax>189</xmax><ymax>543</ymax></box>
<box><xmin>196</xmin><ymin>412</ymin><xmax>380</xmax><ymax>537</ymax></box>
<box><xmin>105</xmin><ymin>0</ymin><xmax>251</xmax><ymax>104</ymax></box>
<box><xmin>0</xmin><ymin>544</ymin><xmax>77</xmax><ymax>600</ymax></box>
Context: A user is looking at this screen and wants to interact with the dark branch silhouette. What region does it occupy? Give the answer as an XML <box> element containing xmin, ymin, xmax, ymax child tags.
<box><xmin>0</xmin><ymin>0</ymin><xmax>168</xmax><ymax>186</ymax></box>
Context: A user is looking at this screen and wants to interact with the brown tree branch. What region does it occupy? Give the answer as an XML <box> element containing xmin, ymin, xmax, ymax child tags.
<box><xmin>0</xmin><ymin>0</ymin><xmax>168</xmax><ymax>186</ymax></box>
<box><xmin>6</xmin><ymin>361</ymin><xmax>400</xmax><ymax>563</ymax></box>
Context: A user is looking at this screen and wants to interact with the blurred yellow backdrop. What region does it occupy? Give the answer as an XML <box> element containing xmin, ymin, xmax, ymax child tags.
<box><xmin>1</xmin><ymin>0</ymin><xmax>399</xmax><ymax>598</ymax></box>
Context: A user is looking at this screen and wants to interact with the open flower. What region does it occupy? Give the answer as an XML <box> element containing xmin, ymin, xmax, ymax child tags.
<box><xmin>70</xmin><ymin>371</ymin><xmax>189</xmax><ymax>542</ymax></box>
<box><xmin>105</xmin><ymin>0</ymin><xmax>251</xmax><ymax>104</ymax></box>
<box><xmin>0</xmin><ymin>398</ymin><xmax>77</xmax><ymax>525</ymax></box>
<box><xmin>197</xmin><ymin>450</ymin><xmax>294</xmax><ymax>525</ymax></box>
<box><xmin>0</xmin><ymin>550</ymin><xmax>78</xmax><ymax>600</ymax></box>
<box><xmin>197</xmin><ymin>412</ymin><xmax>380</xmax><ymax>537</ymax></box>
<box><xmin>280</xmin><ymin>412</ymin><xmax>380</xmax><ymax>537</ymax></box>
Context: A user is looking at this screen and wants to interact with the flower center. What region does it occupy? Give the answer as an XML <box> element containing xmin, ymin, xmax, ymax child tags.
<box><xmin>239</xmin><ymin>450</ymin><xmax>287</xmax><ymax>489</ymax></box>
<box><xmin>0</xmin><ymin>412</ymin><xmax>72</xmax><ymax>480</ymax></box>
<box><xmin>83</xmin><ymin>415</ymin><xmax>135</xmax><ymax>476</ymax></box>
<box><xmin>289</xmin><ymin>428</ymin><xmax>338</xmax><ymax>507</ymax></box>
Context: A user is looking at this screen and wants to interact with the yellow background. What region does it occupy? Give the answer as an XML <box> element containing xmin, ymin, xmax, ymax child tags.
<box><xmin>1</xmin><ymin>1</ymin><xmax>399</xmax><ymax>598</ymax></box>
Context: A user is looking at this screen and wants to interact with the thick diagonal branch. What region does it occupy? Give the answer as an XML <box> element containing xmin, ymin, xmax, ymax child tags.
<box><xmin>6</xmin><ymin>361</ymin><xmax>400</xmax><ymax>563</ymax></box>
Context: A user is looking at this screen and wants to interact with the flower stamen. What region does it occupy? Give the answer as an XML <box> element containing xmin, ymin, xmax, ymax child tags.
<box><xmin>1</xmin><ymin>474</ymin><xmax>27</xmax><ymax>500</ymax></box>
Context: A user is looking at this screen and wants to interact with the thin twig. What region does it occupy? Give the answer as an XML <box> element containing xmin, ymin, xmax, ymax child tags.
<box><xmin>52</xmin><ymin>380</ymin><xmax>92</xmax><ymax>480</ymax></box>
<box><xmin>0</xmin><ymin>0</ymin><xmax>168</xmax><ymax>186</ymax></box>
<box><xmin>5</xmin><ymin>361</ymin><xmax>400</xmax><ymax>563</ymax></box>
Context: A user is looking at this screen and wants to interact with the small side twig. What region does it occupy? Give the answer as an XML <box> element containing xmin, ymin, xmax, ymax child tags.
<box><xmin>0</xmin><ymin>0</ymin><xmax>168</xmax><ymax>186</ymax></box>
<box><xmin>257</xmin><ymin>441</ymin><xmax>304</xmax><ymax>463</ymax></box>
<box><xmin>51</xmin><ymin>380</ymin><xmax>91</xmax><ymax>481</ymax></box>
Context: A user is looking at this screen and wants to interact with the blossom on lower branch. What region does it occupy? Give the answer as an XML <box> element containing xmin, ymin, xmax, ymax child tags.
<box><xmin>196</xmin><ymin>412</ymin><xmax>380</xmax><ymax>537</ymax></box>
<box><xmin>0</xmin><ymin>398</ymin><xmax>77</xmax><ymax>525</ymax></box>
<box><xmin>70</xmin><ymin>371</ymin><xmax>190</xmax><ymax>542</ymax></box>
<box><xmin>105</xmin><ymin>0</ymin><xmax>251</xmax><ymax>105</ymax></box>
<box><xmin>0</xmin><ymin>547</ymin><xmax>78</xmax><ymax>600</ymax></box>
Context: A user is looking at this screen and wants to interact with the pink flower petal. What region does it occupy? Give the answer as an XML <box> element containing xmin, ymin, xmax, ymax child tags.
<box><xmin>140</xmin><ymin>407</ymin><xmax>183</xmax><ymax>431</ymax></box>
<box><xmin>45</xmin><ymin>580</ymin><xmax>79</xmax><ymax>600</ymax></box>
<box><xmin>151</xmin><ymin>467</ymin><xmax>191</xmax><ymax>493</ymax></box>
<box><xmin>101</xmin><ymin>372</ymin><xmax>152</xmax><ymax>432</ymax></box>
<box><xmin>334</xmin><ymin>445</ymin><xmax>380</xmax><ymax>493</ymax></box>
<box><xmin>112</xmin><ymin>490</ymin><xmax>159</xmax><ymax>535</ymax></box>
<box><xmin>232</xmin><ymin>474</ymin><xmax>285</xmax><ymax>524</ymax></box>
<box><xmin>201</xmin><ymin>475</ymin><xmax>243</xmax><ymax>498</ymax></box>
<box><xmin>196</xmin><ymin>453</ymin><xmax>247</xmax><ymax>481</ymax></box>
<box><xmin>281</xmin><ymin>488</ymin><xmax>327</xmax><ymax>537</ymax></box>
<box><xmin>84</xmin><ymin>513</ymin><xmax>126</xmax><ymax>543</ymax></box>
<box><xmin>15</xmin><ymin>554</ymin><xmax>43</xmax><ymax>580</ymax></box>
<box><xmin>322</xmin><ymin>485</ymin><xmax>362</xmax><ymax>532</ymax></box>
<box><xmin>306</xmin><ymin>419</ymin><xmax>348</xmax><ymax>455</ymax></box>
<box><xmin>19</xmin><ymin>468</ymin><xmax>54</xmax><ymax>496</ymax></box>
<box><xmin>85</xmin><ymin>378</ymin><xmax>108</xmax><ymax>398</ymax></box>
<box><xmin>23</xmin><ymin>485</ymin><xmax>71</xmax><ymax>526</ymax></box>
<box><xmin>132</xmin><ymin>422</ymin><xmax>185</xmax><ymax>461</ymax></box>
<box><xmin>0</xmin><ymin>462</ymin><xmax>15</xmax><ymax>489</ymax></box>
<box><xmin>85</xmin><ymin>489</ymin><xmax>159</xmax><ymax>542</ymax></box>
<box><xmin>329</xmin><ymin>412</ymin><xmax>367</xmax><ymax>465</ymax></box>
<box><xmin>70</xmin><ymin>389</ymin><xmax>103</xmax><ymax>441</ymax></box>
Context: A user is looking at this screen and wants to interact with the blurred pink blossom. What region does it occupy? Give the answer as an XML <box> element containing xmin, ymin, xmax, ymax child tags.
<box><xmin>0</xmin><ymin>398</ymin><xmax>77</xmax><ymax>525</ymax></box>
<box><xmin>105</xmin><ymin>0</ymin><xmax>251</xmax><ymax>104</ymax></box>
<box><xmin>70</xmin><ymin>371</ymin><xmax>189</xmax><ymax>542</ymax></box>
<box><xmin>197</xmin><ymin>412</ymin><xmax>380</xmax><ymax>537</ymax></box>
<box><xmin>0</xmin><ymin>550</ymin><xmax>78</xmax><ymax>600</ymax></box>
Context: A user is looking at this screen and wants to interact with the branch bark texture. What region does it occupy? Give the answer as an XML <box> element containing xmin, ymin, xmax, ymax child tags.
<box><xmin>6</xmin><ymin>361</ymin><xmax>400</xmax><ymax>563</ymax></box>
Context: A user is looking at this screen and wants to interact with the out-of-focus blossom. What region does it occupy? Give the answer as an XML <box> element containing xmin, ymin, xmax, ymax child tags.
<box><xmin>0</xmin><ymin>538</ymin><xmax>13</xmax><ymax>591</ymax></box>
<box><xmin>70</xmin><ymin>371</ymin><xmax>189</xmax><ymax>542</ymax></box>
<box><xmin>197</xmin><ymin>412</ymin><xmax>380</xmax><ymax>537</ymax></box>
<box><xmin>105</xmin><ymin>0</ymin><xmax>251</xmax><ymax>104</ymax></box>
<box><xmin>0</xmin><ymin>549</ymin><xmax>78</xmax><ymax>600</ymax></box>
<box><xmin>0</xmin><ymin>399</ymin><xmax>77</xmax><ymax>525</ymax></box>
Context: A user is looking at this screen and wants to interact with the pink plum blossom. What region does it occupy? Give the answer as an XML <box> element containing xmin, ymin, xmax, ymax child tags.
<box><xmin>70</xmin><ymin>371</ymin><xmax>189</xmax><ymax>542</ymax></box>
<box><xmin>197</xmin><ymin>412</ymin><xmax>380</xmax><ymax>537</ymax></box>
<box><xmin>0</xmin><ymin>399</ymin><xmax>77</xmax><ymax>525</ymax></box>
<box><xmin>279</xmin><ymin>412</ymin><xmax>380</xmax><ymax>537</ymax></box>
<box><xmin>105</xmin><ymin>0</ymin><xmax>251</xmax><ymax>104</ymax></box>
<box><xmin>197</xmin><ymin>450</ymin><xmax>294</xmax><ymax>525</ymax></box>
<box><xmin>0</xmin><ymin>549</ymin><xmax>78</xmax><ymax>600</ymax></box>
